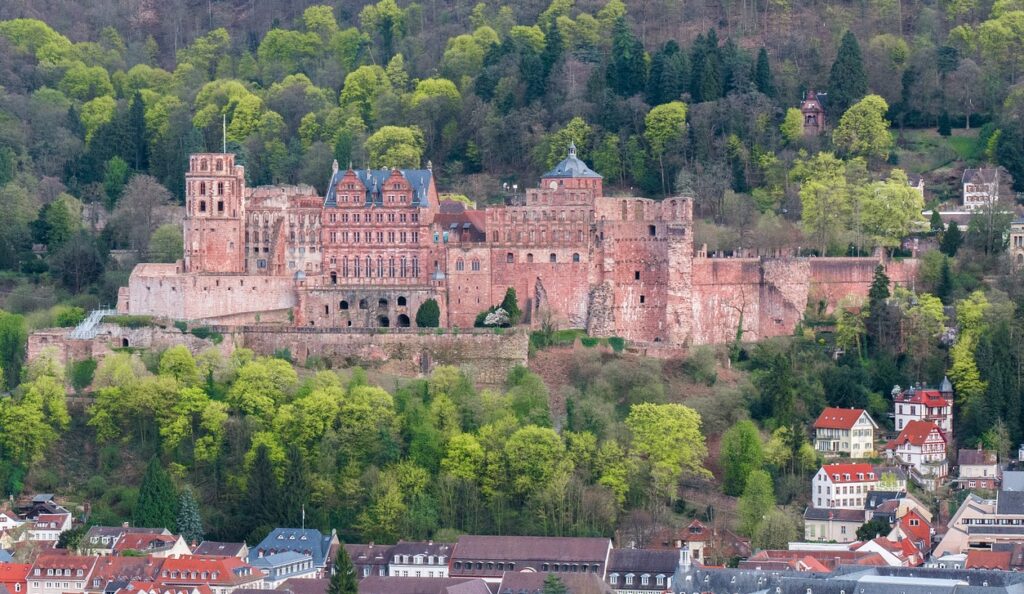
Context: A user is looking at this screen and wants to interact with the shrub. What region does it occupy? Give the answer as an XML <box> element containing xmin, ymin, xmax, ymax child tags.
<box><xmin>581</xmin><ymin>337</ymin><xmax>599</xmax><ymax>347</ymax></box>
<box><xmin>173</xmin><ymin>321</ymin><xmax>187</xmax><ymax>333</ymax></box>
<box><xmin>190</xmin><ymin>327</ymin><xmax>223</xmax><ymax>344</ymax></box>
<box><xmin>681</xmin><ymin>346</ymin><xmax>718</xmax><ymax>386</ymax></box>
<box><xmin>54</xmin><ymin>306</ymin><xmax>86</xmax><ymax>327</ymax></box>
<box><xmin>607</xmin><ymin>337</ymin><xmax>626</xmax><ymax>353</ymax></box>
<box><xmin>70</xmin><ymin>358</ymin><xmax>97</xmax><ymax>392</ymax></box>
<box><xmin>416</xmin><ymin>298</ymin><xmax>441</xmax><ymax>327</ymax></box>
<box><xmin>273</xmin><ymin>348</ymin><xmax>293</xmax><ymax>362</ymax></box>
<box><xmin>104</xmin><ymin>315</ymin><xmax>153</xmax><ymax>328</ymax></box>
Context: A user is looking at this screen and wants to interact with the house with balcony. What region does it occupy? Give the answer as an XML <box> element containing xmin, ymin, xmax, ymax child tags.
<box><xmin>810</xmin><ymin>463</ymin><xmax>880</xmax><ymax>510</ymax></box>
<box><xmin>883</xmin><ymin>421</ymin><xmax>948</xmax><ymax>489</ymax></box>
<box><xmin>812</xmin><ymin>408</ymin><xmax>878</xmax><ymax>458</ymax></box>
<box><xmin>962</xmin><ymin>167</ymin><xmax>1000</xmax><ymax>211</ymax></box>
<box><xmin>893</xmin><ymin>381</ymin><xmax>954</xmax><ymax>438</ymax></box>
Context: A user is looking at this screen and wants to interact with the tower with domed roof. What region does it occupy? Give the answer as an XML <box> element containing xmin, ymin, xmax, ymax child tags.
<box><xmin>540</xmin><ymin>143</ymin><xmax>603</xmax><ymax>196</ymax></box>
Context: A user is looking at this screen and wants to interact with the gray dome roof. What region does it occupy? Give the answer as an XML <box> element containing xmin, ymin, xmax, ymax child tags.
<box><xmin>542</xmin><ymin>143</ymin><xmax>602</xmax><ymax>179</ymax></box>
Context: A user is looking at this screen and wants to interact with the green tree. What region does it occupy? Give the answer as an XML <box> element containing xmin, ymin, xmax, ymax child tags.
<box><xmin>500</xmin><ymin>288</ymin><xmax>522</xmax><ymax>325</ymax></box>
<box><xmin>542</xmin><ymin>574</ymin><xmax>568</xmax><ymax>594</ymax></box>
<box><xmin>0</xmin><ymin>311</ymin><xmax>27</xmax><ymax>391</ymax></box>
<box><xmin>625</xmin><ymin>403</ymin><xmax>710</xmax><ymax>503</ymax></box>
<box><xmin>57</xmin><ymin>525</ymin><xmax>86</xmax><ymax>550</ymax></box>
<box><xmin>0</xmin><ymin>387</ymin><xmax>58</xmax><ymax>465</ymax></box>
<box><xmin>364</xmin><ymin>126</ymin><xmax>424</xmax><ymax>168</ymax></box>
<box><xmin>176</xmin><ymin>486</ymin><xmax>204</xmax><ymax>545</ymax></box>
<box><xmin>754</xmin><ymin>47</ymin><xmax>774</xmax><ymax>97</ymax></box>
<box><xmin>416</xmin><ymin>299</ymin><xmax>440</xmax><ymax>327</ymax></box>
<box><xmin>857</xmin><ymin>516</ymin><xmax>891</xmax><ymax>540</ymax></box>
<box><xmin>793</xmin><ymin>152</ymin><xmax>848</xmax><ymax>254</ymax></box>
<box><xmin>941</xmin><ymin>221</ymin><xmax>963</xmax><ymax>256</ymax></box>
<box><xmin>720</xmin><ymin>420</ymin><xmax>763</xmax><ymax>496</ymax></box>
<box><xmin>832</xmin><ymin>95</ymin><xmax>893</xmax><ymax>161</ymax></box>
<box><xmin>781</xmin><ymin>108</ymin><xmax>804</xmax><ymax>144</ymax></box>
<box><xmin>860</xmin><ymin>169</ymin><xmax>923</xmax><ymax>249</ymax></box>
<box><xmin>228</xmin><ymin>359</ymin><xmax>298</xmax><ymax>422</ymax></box>
<box><xmin>149</xmin><ymin>224</ymin><xmax>183</xmax><ymax>263</ymax></box>
<box><xmin>645</xmin><ymin>101</ymin><xmax>688</xmax><ymax>195</ymax></box>
<box><xmin>606</xmin><ymin>17</ymin><xmax>647</xmax><ymax>96</ymax></box>
<box><xmin>754</xmin><ymin>509</ymin><xmax>797</xmax><ymax>549</ymax></box>
<box><xmin>159</xmin><ymin>345</ymin><xmax>200</xmax><ymax>387</ymax></box>
<box><xmin>829</xmin><ymin>31</ymin><xmax>868</xmax><ymax>115</ymax></box>
<box><xmin>930</xmin><ymin>209</ymin><xmax>944</xmax><ymax>232</ymax></box>
<box><xmin>360</xmin><ymin>0</ymin><xmax>406</xmax><ymax>59</ymax></box>
<box><xmin>133</xmin><ymin>457</ymin><xmax>177</xmax><ymax>529</ymax></box>
<box><xmin>647</xmin><ymin>41</ymin><xmax>688</xmax><ymax>105</ymax></box>
<box><xmin>128</xmin><ymin>91</ymin><xmax>148</xmax><ymax>170</ymax></box>
<box><xmin>328</xmin><ymin>543</ymin><xmax>358</xmax><ymax>594</ymax></box>
<box><xmin>243</xmin><ymin>444</ymin><xmax>284</xmax><ymax>540</ymax></box>
<box><xmin>738</xmin><ymin>469</ymin><xmax>775</xmax><ymax>536</ymax></box>
<box><xmin>504</xmin><ymin>425</ymin><xmax>568</xmax><ymax>497</ymax></box>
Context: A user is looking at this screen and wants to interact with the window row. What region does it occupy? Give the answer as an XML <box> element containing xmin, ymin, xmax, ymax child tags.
<box><xmin>504</xmin><ymin>253</ymin><xmax>581</xmax><ymax>264</ymax></box>
<box><xmin>328</xmin><ymin>258</ymin><xmax>420</xmax><ymax>281</ymax></box>
<box><xmin>326</xmin><ymin>231</ymin><xmax>419</xmax><ymax>244</ymax></box>
<box><xmin>491</xmin><ymin>229</ymin><xmax>586</xmax><ymax>243</ymax></box>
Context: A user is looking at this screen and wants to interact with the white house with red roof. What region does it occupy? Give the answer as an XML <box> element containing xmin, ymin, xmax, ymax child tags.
<box><xmin>0</xmin><ymin>563</ymin><xmax>30</xmax><ymax>594</ymax></box>
<box><xmin>26</xmin><ymin>512</ymin><xmax>72</xmax><ymax>543</ymax></box>
<box><xmin>850</xmin><ymin>537</ymin><xmax>924</xmax><ymax>567</ymax></box>
<box><xmin>811</xmin><ymin>463</ymin><xmax>879</xmax><ymax>510</ymax></box>
<box><xmin>883</xmin><ymin>420</ymin><xmax>948</xmax><ymax>488</ymax></box>
<box><xmin>27</xmin><ymin>554</ymin><xmax>98</xmax><ymax>594</ymax></box>
<box><xmin>888</xmin><ymin>508</ymin><xmax>933</xmax><ymax>555</ymax></box>
<box><xmin>813</xmin><ymin>408</ymin><xmax>878</xmax><ymax>457</ymax></box>
<box><xmin>0</xmin><ymin>510</ymin><xmax>23</xmax><ymax>533</ymax></box>
<box><xmin>156</xmin><ymin>555</ymin><xmax>264</xmax><ymax>594</ymax></box>
<box><xmin>893</xmin><ymin>380</ymin><xmax>953</xmax><ymax>438</ymax></box>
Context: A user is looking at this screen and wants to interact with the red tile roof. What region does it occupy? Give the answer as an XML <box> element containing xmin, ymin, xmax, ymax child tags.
<box><xmin>886</xmin><ymin>421</ymin><xmax>945</xmax><ymax>449</ymax></box>
<box><xmin>0</xmin><ymin>564</ymin><xmax>31</xmax><ymax>584</ymax></box>
<box><xmin>966</xmin><ymin>550</ymin><xmax>1012</xmax><ymax>570</ymax></box>
<box><xmin>814</xmin><ymin>408</ymin><xmax>867</xmax><ymax>430</ymax></box>
<box><xmin>818</xmin><ymin>463</ymin><xmax>877</xmax><ymax>483</ymax></box>
<box><xmin>114</xmin><ymin>534</ymin><xmax>180</xmax><ymax>553</ymax></box>
<box><xmin>897</xmin><ymin>510</ymin><xmax>931</xmax><ymax>543</ymax></box>
<box><xmin>30</xmin><ymin>555</ymin><xmax>97</xmax><ymax>572</ymax></box>
<box><xmin>156</xmin><ymin>556</ymin><xmax>261</xmax><ymax>587</ymax></box>
<box><xmin>895</xmin><ymin>389</ymin><xmax>949</xmax><ymax>408</ymax></box>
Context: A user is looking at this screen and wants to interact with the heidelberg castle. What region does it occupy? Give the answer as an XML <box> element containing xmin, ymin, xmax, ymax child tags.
<box><xmin>117</xmin><ymin>147</ymin><xmax>916</xmax><ymax>346</ymax></box>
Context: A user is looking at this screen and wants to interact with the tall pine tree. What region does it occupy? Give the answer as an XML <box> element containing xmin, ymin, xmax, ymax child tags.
<box><xmin>128</xmin><ymin>91</ymin><xmax>149</xmax><ymax>171</ymax></box>
<box><xmin>133</xmin><ymin>457</ymin><xmax>177</xmax><ymax>530</ymax></box>
<box><xmin>941</xmin><ymin>221</ymin><xmax>963</xmax><ymax>256</ymax></box>
<box><xmin>243</xmin><ymin>444</ymin><xmax>284</xmax><ymax>541</ymax></box>
<box><xmin>754</xmin><ymin>47</ymin><xmax>774</xmax><ymax>97</ymax></box>
<box><xmin>175</xmin><ymin>486</ymin><xmax>204</xmax><ymax>545</ymax></box>
<box><xmin>828</xmin><ymin>31</ymin><xmax>867</xmax><ymax>115</ymax></box>
<box><xmin>606</xmin><ymin>17</ymin><xmax>647</xmax><ymax>97</ymax></box>
<box><xmin>283</xmin><ymin>445</ymin><xmax>311</xmax><ymax>527</ymax></box>
<box><xmin>647</xmin><ymin>41</ymin><xmax>689</xmax><ymax>105</ymax></box>
<box><xmin>328</xmin><ymin>543</ymin><xmax>358</xmax><ymax>594</ymax></box>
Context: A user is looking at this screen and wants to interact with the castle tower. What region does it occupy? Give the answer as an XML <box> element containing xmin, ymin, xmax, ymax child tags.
<box><xmin>539</xmin><ymin>142</ymin><xmax>603</xmax><ymax>197</ymax></box>
<box><xmin>184</xmin><ymin>153</ymin><xmax>246</xmax><ymax>273</ymax></box>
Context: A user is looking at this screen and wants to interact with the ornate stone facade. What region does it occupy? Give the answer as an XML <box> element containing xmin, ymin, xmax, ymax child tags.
<box><xmin>119</xmin><ymin>147</ymin><xmax>916</xmax><ymax>346</ymax></box>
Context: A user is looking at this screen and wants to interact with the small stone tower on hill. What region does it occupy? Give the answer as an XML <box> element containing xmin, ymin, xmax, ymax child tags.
<box><xmin>184</xmin><ymin>153</ymin><xmax>246</xmax><ymax>273</ymax></box>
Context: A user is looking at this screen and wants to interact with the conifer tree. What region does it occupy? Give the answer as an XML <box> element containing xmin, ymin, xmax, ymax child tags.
<box><xmin>283</xmin><ymin>445</ymin><xmax>310</xmax><ymax>527</ymax></box>
<box><xmin>244</xmin><ymin>444</ymin><xmax>284</xmax><ymax>540</ymax></box>
<box><xmin>868</xmin><ymin>264</ymin><xmax>890</xmax><ymax>309</ymax></box>
<box><xmin>647</xmin><ymin>41</ymin><xmax>688</xmax><ymax>105</ymax></box>
<box><xmin>328</xmin><ymin>544</ymin><xmax>358</xmax><ymax>594</ymax></box>
<box><xmin>416</xmin><ymin>299</ymin><xmax>440</xmax><ymax>327</ymax></box>
<box><xmin>606</xmin><ymin>17</ymin><xmax>647</xmax><ymax>97</ymax></box>
<box><xmin>175</xmin><ymin>486</ymin><xmax>204</xmax><ymax>545</ymax></box>
<box><xmin>133</xmin><ymin>457</ymin><xmax>177</xmax><ymax>530</ymax></box>
<box><xmin>754</xmin><ymin>47</ymin><xmax>774</xmax><ymax>97</ymax></box>
<box><xmin>938</xmin><ymin>110</ymin><xmax>952</xmax><ymax>136</ymax></box>
<box><xmin>128</xmin><ymin>91</ymin><xmax>148</xmax><ymax>171</ymax></box>
<box><xmin>930</xmin><ymin>209</ymin><xmax>944</xmax><ymax>232</ymax></box>
<box><xmin>936</xmin><ymin>257</ymin><xmax>954</xmax><ymax>304</ymax></box>
<box><xmin>542</xmin><ymin>574</ymin><xmax>568</xmax><ymax>594</ymax></box>
<box><xmin>828</xmin><ymin>31</ymin><xmax>867</xmax><ymax>115</ymax></box>
<box><xmin>941</xmin><ymin>221</ymin><xmax>963</xmax><ymax>256</ymax></box>
<box><xmin>500</xmin><ymin>287</ymin><xmax>522</xmax><ymax>325</ymax></box>
<box><xmin>541</xmin><ymin>18</ymin><xmax>564</xmax><ymax>81</ymax></box>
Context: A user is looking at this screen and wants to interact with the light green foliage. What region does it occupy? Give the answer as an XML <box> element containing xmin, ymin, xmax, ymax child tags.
<box><xmin>625</xmin><ymin>403</ymin><xmax>710</xmax><ymax>502</ymax></box>
<box><xmin>411</xmin><ymin>78</ymin><xmax>461</xmax><ymax>107</ymax></box>
<box><xmin>257</xmin><ymin>29</ymin><xmax>322</xmax><ymax>73</ymax></box>
<box><xmin>596</xmin><ymin>440</ymin><xmax>630</xmax><ymax>505</ymax></box>
<box><xmin>303</xmin><ymin>5</ymin><xmax>339</xmax><ymax>40</ymax></box>
<box><xmin>443</xmin><ymin>27</ymin><xmax>499</xmax><ymax>81</ymax></box>
<box><xmin>364</xmin><ymin>126</ymin><xmax>425</xmax><ymax>168</ymax></box>
<box><xmin>339</xmin><ymin>66</ymin><xmax>390</xmax><ymax>124</ymax></box>
<box><xmin>0</xmin><ymin>385</ymin><xmax>58</xmax><ymax>464</ymax></box>
<box><xmin>0</xmin><ymin>18</ymin><xmax>71</xmax><ymax>56</ymax></box>
<box><xmin>781</xmin><ymin>108</ymin><xmax>804</xmax><ymax>144</ymax></box>
<box><xmin>441</xmin><ymin>433</ymin><xmax>485</xmax><ymax>480</ymax></box>
<box><xmin>176</xmin><ymin>28</ymin><xmax>231</xmax><ymax>78</ymax></box>
<box><xmin>738</xmin><ymin>469</ymin><xmax>775</xmax><ymax>536</ymax></box>
<box><xmin>113</xmin><ymin>64</ymin><xmax>174</xmax><ymax>97</ymax></box>
<box><xmin>25</xmin><ymin>346</ymin><xmax>65</xmax><ymax>383</ymax></box>
<box><xmin>80</xmin><ymin>95</ymin><xmax>116</xmax><ymax>142</ymax></box>
<box><xmin>159</xmin><ymin>345</ymin><xmax>200</xmax><ymax>387</ymax></box>
<box><xmin>860</xmin><ymin>169</ymin><xmax>924</xmax><ymax>248</ymax></box>
<box><xmin>59</xmin><ymin>62</ymin><xmax>114</xmax><ymax>102</ymax></box>
<box><xmin>227</xmin><ymin>358</ymin><xmax>298</xmax><ymax>421</ymax></box>
<box><xmin>329</xmin><ymin>28</ymin><xmax>369</xmax><ymax>72</ymax></box>
<box><xmin>149</xmin><ymin>224</ymin><xmax>183</xmax><ymax>263</ymax></box>
<box><xmin>510</xmin><ymin>25</ymin><xmax>546</xmax><ymax>53</ymax></box>
<box><xmin>0</xmin><ymin>310</ymin><xmax>28</xmax><ymax>391</ymax></box>
<box><xmin>273</xmin><ymin>386</ymin><xmax>342</xmax><ymax>452</ymax></box>
<box><xmin>754</xmin><ymin>509</ymin><xmax>798</xmax><ymax>549</ymax></box>
<box><xmin>720</xmin><ymin>420</ymin><xmax>763</xmax><ymax>496</ymax></box>
<box><xmin>23</xmin><ymin>375</ymin><xmax>70</xmax><ymax>431</ymax></box>
<box><xmin>792</xmin><ymin>152</ymin><xmax>849</xmax><ymax>254</ymax></box>
<box><xmin>645</xmin><ymin>101</ymin><xmax>688</xmax><ymax>156</ymax></box>
<box><xmin>538</xmin><ymin>117</ymin><xmax>593</xmax><ymax>169</ymax></box>
<box><xmin>832</xmin><ymin>94</ymin><xmax>893</xmax><ymax>160</ymax></box>
<box><xmin>504</xmin><ymin>425</ymin><xmax>569</xmax><ymax>497</ymax></box>
<box><xmin>834</xmin><ymin>300</ymin><xmax>868</xmax><ymax>358</ymax></box>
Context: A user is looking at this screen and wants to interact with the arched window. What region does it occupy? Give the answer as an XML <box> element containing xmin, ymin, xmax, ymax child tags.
<box><xmin>549</xmin><ymin>253</ymin><xmax>556</xmax><ymax>263</ymax></box>
<box><xmin>378</xmin><ymin>298</ymin><xmax>388</xmax><ymax>309</ymax></box>
<box><xmin>471</xmin><ymin>260</ymin><xmax>480</xmax><ymax>271</ymax></box>
<box><xmin>572</xmin><ymin>253</ymin><xmax>580</xmax><ymax>262</ymax></box>
<box><xmin>200</xmin><ymin>159</ymin><xmax>208</xmax><ymax>171</ymax></box>
<box><xmin>216</xmin><ymin>159</ymin><xmax>223</xmax><ymax>171</ymax></box>
<box><xmin>397</xmin><ymin>296</ymin><xmax>407</xmax><ymax>306</ymax></box>
<box><xmin>527</xmin><ymin>253</ymin><xmax>534</xmax><ymax>263</ymax></box>
<box><xmin>358</xmin><ymin>299</ymin><xmax>369</xmax><ymax>309</ymax></box>
<box><xmin>456</xmin><ymin>259</ymin><xmax>464</xmax><ymax>271</ymax></box>
<box><xmin>340</xmin><ymin>301</ymin><xmax>349</xmax><ymax>310</ymax></box>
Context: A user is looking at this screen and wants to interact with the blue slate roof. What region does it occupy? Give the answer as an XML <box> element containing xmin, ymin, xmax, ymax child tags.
<box><xmin>0</xmin><ymin>549</ymin><xmax>13</xmax><ymax>562</ymax></box>
<box><xmin>250</xmin><ymin>551</ymin><xmax>313</xmax><ymax>569</ymax></box>
<box><xmin>250</xmin><ymin>528</ymin><xmax>333</xmax><ymax>569</ymax></box>
<box><xmin>323</xmin><ymin>167</ymin><xmax>432</xmax><ymax>208</ymax></box>
<box><xmin>542</xmin><ymin>143</ymin><xmax>602</xmax><ymax>179</ymax></box>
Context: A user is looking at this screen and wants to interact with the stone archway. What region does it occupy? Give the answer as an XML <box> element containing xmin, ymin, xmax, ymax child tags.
<box><xmin>378</xmin><ymin>316</ymin><xmax>390</xmax><ymax>328</ymax></box>
<box><xmin>397</xmin><ymin>314</ymin><xmax>410</xmax><ymax>327</ymax></box>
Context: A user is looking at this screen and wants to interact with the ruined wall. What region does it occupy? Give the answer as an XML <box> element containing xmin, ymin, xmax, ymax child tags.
<box><xmin>27</xmin><ymin>324</ymin><xmax>226</xmax><ymax>367</ymax></box>
<box><xmin>690</xmin><ymin>257</ymin><xmax>919</xmax><ymax>345</ymax></box>
<box><xmin>235</xmin><ymin>327</ymin><xmax>528</xmax><ymax>386</ymax></box>
<box><xmin>297</xmin><ymin>286</ymin><xmax>436</xmax><ymax>329</ymax></box>
<box><xmin>445</xmin><ymin>245</ymin><xmax>495</xmax><ymax>327</ymax></box>
<box><xmin>128</xmin><ymin>267</ymin><xmax>296</xmax><ymax>321</ymax></box>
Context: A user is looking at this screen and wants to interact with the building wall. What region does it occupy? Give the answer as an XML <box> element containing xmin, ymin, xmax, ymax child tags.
<box><xmin>804</xmin><ymin>519</ymin><xmax>860</xmax><ymax>543</ymax></box>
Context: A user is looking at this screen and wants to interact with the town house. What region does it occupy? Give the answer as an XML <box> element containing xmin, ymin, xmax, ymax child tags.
<box><xmin>962</xmin><ymin>167</ymin><xmax>1000</xmax><ymax>210</ymax></box>
<box><xmin>811</xmin><ymin>463</ymin><xmax>879</xmax><ymax>510</ymax></box>
<box><xmin>883</xmin><ymin>420</ymin><xmax>948</xmax><ymax>488</ymax></box>
<box><xmin>448</xmin><ymin>535</ymin><xmax>612</xmax><ymax>584</ymax></box>
<box><xmin>387</xmin><ymin>541</ymin><xmax>451</xmax><ymax>578</ymax></box>
<box><xmin>812</xmin><ymin>408</ymin><xmax>878</xmax><ymax>457</ymax></box>
<box><xmin>893</xmin><ymin>381</ymin><xmax>953</xmax><ymax>438</ymax></box>
<box><xmin>955</xmin><ymin>447</ymin><xmax>1000</xmax><ymax>490</ymax></box>
<box><xmin>27</xmin><ymin>555</ymin><xmax>97</xmax><ymax>594</ymax></box>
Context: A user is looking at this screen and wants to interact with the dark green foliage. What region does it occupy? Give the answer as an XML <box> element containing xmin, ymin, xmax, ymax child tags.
<box><xmin>606</xmin><ymin>17</ymin><xmax>647</xmax><ymax>97</ymax></box>
<box><xmin>607</xmin><ymin>336</ymin><xmax>626</xmax><ymax>352</ymax></box>
<box><xmin>647</xmin><ymin>41</ymin><xmax>689</xmax><ymax>105</ymax></box>
<box><xmin>997</xmin><ymin>128</ymin><xmax>1024</xmax><ymax>192</ymax></box>
<box><xmin>49</xmin><ymin>231</ymin><xmax>106</xmax><ymax>293</ymax></box>
<box><xmin>930</xmin><ymin>209</ymin><xmax>944</xmax><ymax>232</ymax></box>
<box><xmin>936</xmin><ymin>257</ymin><xmax>954</xmax><ymax>304</ymax></box>
<box><xmin>176</xmin><ymin>486</ymin><xmax>204</xmax><ymax>545</ymax></box>
<box><xmin>328</xmin><ymin>543</ymin><xmax>358</xmax><ymax>594</ymax></box>
<box><xmin>54</xmin><ymin>306</ymin><xmax>86</xmax><ymax>327</ymax></box>
<box><xmin>938</xmin><ymin>111</ymin><xmax>952</xmax><ymax>136</ymax></box>
<box><xmin>828</xmin><ymin>31</ymin><xmax>867</xmax><ymax>115</ymax></box>
<box><xmin>242</xmin><ymin>445</ymin><xmax>284</xmax><ymax>541</ymax></box>
<box><xmin>541</xmin><ymin>19</ymin><xmax>564</xmax><ymax>81</ymax></box>
<box><xmin>105</xmin><ymin>315</ymin><xmax>154</xmax><ymax>328</ymax></box>
<box><xmin>754</xmin><ymin>47</ymin><xmax>774</xmax><ymax>97</ymax></box>
<box><xmin>282</xmin><ymin>446</ymin><xmax>310</xmax><ymax>527</ymax></box>
<box><xmin>57</xmin><ymin>525</ymin><xmax>86</xmax><ymax>550</ymax></box>
<box><xmin>128</xmin><ymin>91</ymin><xmax>149</xmax><ymax>171</ymax></box>
<box><xmin>542</xmin><ymin>574</ymin><xmax>568</xmax><ymax>594</ymax></box>
<box><xmin>133</xmin><ymin>457</ymin><xmax>177</xmax><ymax>530</ymax></box>
<box><xmin>0</xmin><ymin>310</ymin><xmax>27</xmax><ymax>391</ymax></box>
<box><xmin>416</xmin><ymin>299</ymin><xmax>440</xmax><ymax>327</ymax></box>
<box><xmin>70</xmin><ymin>359</ymin><xmax>97</xmax><ymax>392</ymax></box>
<box><xmin>941</xmin><ymin>222</ymin><xmax>962</xmax><ymax>256</ymax></box>
<box><xmin>720</xmin><ymin>420</ymin><xmax>763</xmax><ymax>496</ymax></box>
<box><xmin>857</xmin><ymin>516</ymin><xmax>891</xmax><ymax>540</ymax></box>
<box><xmin>500</xmin><ymin>288</ymin><xmax>522</xmax><ymax>325</ymax></box>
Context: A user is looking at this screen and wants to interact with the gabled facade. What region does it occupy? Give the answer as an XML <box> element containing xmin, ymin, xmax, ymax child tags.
<box><xmin>934</xmin><ymin>490</ymin><xmax>1024</xmax><ymax>555</ymax></box>
<box><xmin>113</xmin><ymin>534</ymin><xmax>191</xmax><ymax>558</ymax></box>
<box><xmin>0</xmin><ymin>511</ymin><xmax>24</xmax><ymax>533</ymax></box>
<box><xmin>800</xmin><ymin>91</ymin><xmax>827</xmax><ymax>135</ymax></box>
<box><xmin>26</xmin><ymin>513</ymin><xmax>72</xmax><ymax>543</ymax></box>
<box><xmin>606</xmin><ymin>549</ymin><xmax>676</xmax><ymax>594</ymax></box>
<box><xmin>344</xmin><ymin>544</ymin><xmax>391</xmax><ymax>580</ymax></box>
<box><xmin>811</xmin><ymin>463</ymin><xmax>879</xmax><ymax>510</ymax></box>
<box><xmin>156</xmin><ymin>556</ymin><xmax>264</xmax><ymax>594</ymax></box>
<box><xmin>27</xmin><ymin>555</ymin><xmax>98</xmax><ymax>594</ymax></box>
<box><xmin>962</xmin><ymin>167</ymin><xmax>999</xmax><ymax>211</ymax></box>
<box><xmin>883</xmin><ymin>420</ymin><xmax>948</xmax><ymax>487</ymax></box>
<box><xmin>892</xmin><ymin>381</ymin><xmax>953</xmax><ymax>438</ymax></box>
<box><xmin>387</xmin><ymin>541</ymin><xmax>451</xmax><ymax>578</ymax></box>
<box><xmin>82</xmin><ymin>527</ymin><xmax>170</xmax><ymax>557</ymax></box>
<box><xmin>448</xmin><ymin>535</ymin><xmax>612</xmax><ymax>584</ymax></box>
<box><xmin>0</xmin><ymin>564</ymin><xmax>30</xmax><ymax>594</ymax></box>
<box><xmin>249</xmin><ymin>529</ymin><xmax>338</xmax><ymax>578</ymax></box>
<box><xmin>955</xmin><ymin>447</ymin><xmax>1000</xmax><ymax>490</ymax></box>
<box><xmin>812</xmin><ymin>408</ymin><xmax>878</xmax><ymax>457</ymax></box>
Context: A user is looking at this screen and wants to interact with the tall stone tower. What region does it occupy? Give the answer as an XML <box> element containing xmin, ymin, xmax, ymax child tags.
<box><xmin>184</xmin><ymin>153</ymin><xmax>246</xmax><ymax>273</ymax></box>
